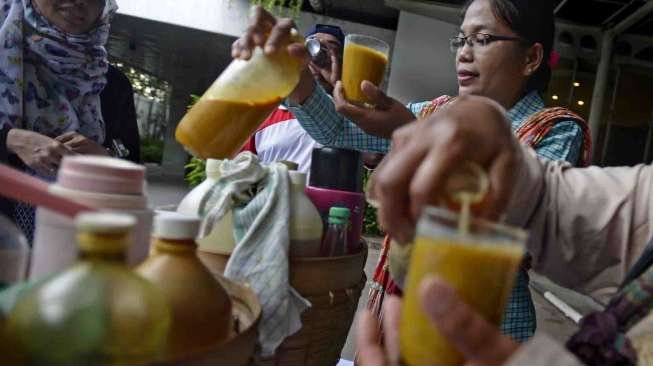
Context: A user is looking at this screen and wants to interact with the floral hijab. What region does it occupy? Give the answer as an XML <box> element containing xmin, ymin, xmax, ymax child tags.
<box><xmin>0</xmin><ymin>0</ymin><xmax>118</xmax><ymax>143</ymax></box>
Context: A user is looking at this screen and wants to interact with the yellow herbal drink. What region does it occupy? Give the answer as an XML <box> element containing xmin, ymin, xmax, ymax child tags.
<box><xmin>400</xmin><ymin>207</ymin><xmax>526</xmax><ymax>366</ymax></box>
<box><xmin>175</xmin><ymin>31</ymin><xmax>304</xmax><ymax>159</ymax></box>
<box><xmin>341</xmin><ymin>34</ymin><xmax>389</xmax><ymax>105</ymax></box>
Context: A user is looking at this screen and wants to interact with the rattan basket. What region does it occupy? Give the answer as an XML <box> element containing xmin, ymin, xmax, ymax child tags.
<box><xmin>199</xmin><ymin>244</ymin><xmax>368</xmax><ymax>366</ymax></box>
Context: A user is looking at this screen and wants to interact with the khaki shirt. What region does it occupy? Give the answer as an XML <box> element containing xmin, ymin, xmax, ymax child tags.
<box><xmin>503</xmin><ymin>147</ymin><xmax>653</xmax><ymax>365</ymax></box>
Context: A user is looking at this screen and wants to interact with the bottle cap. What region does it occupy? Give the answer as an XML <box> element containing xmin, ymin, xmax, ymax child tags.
<box><xmin>328</xmin><ymin>207</ymin><xmax>350</xmax><ymax>224</ymax></box>
<box><xmin>153</xmin><ymin>212</ymin><xmax>201</xmax><ymax>240</ymax></box>
<box><xmin>75</xmin><ymin>212</ymin><xmax>136</xmax><ymax>234</ymax></box>
<box><xmin>205</xmin><ymin>159</ymin><xmax>223</xmax><ymax>175</ymax></box>
<box><xmin>75</xmin><ymin>212</ymin><xmax>136</xmax><ymax>254</ymax></box>
<box><xmin>288</xmin><ymin>171</ymin><xmax>307</xmax><ymax>186</ymax></box>
<box><xmin>279</xmin><ymin>160</ymin><xmax>299</xmax><ymax>171</ymax></box>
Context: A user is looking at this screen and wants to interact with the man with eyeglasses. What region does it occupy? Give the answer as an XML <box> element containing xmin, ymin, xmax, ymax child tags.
<box><xmin>241</xmin><ymin>24</ymin><xmax>344</xmax><ymax>174</ymax></box>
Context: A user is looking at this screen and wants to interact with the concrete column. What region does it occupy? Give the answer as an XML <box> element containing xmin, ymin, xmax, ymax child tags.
<box><xmin>160</xmin><ymin>80</ymin><xmax>196</xmax><ymax>178</ymax></box>
<box><xmin>588</xmin><ymin>32</ymin><xmax>614</xmax><ymax>162</ymax></box>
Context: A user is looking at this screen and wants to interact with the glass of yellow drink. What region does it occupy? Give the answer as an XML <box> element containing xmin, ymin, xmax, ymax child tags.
<box><xmin>341</xmin><ymin>34</ymin><xmax>390</xmax><ymax>105</ymax></box>
<box><xmin>400</xmin><ymin>206</ymin><xmax>526</xmax><ymax>366</ymax></box>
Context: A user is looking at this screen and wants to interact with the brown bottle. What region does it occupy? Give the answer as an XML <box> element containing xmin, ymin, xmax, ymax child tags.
<box><xmin>136</xmin><ymin>212</ymin><xmax>232</xmax><ymax>360</ymax></box>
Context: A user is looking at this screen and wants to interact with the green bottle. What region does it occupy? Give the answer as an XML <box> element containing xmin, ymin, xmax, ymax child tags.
<box><xmin>7</xmin><ymin>213</ymin><xmax>170</xmax><ymax>365</ymax></box>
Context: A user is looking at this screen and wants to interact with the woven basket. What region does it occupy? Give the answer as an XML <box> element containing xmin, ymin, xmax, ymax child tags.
<box><xmin>199</xmin><ymin>245</ymin><xmax>368</xmax><ymax>366</ymax></box>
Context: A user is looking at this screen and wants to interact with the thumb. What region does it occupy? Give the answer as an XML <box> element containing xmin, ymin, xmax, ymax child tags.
<box><xmin>419</xmin><ymin>276</ymin><xmax>519</xmax><ymax>366</ymax></box>
<box><xmin>361</xmin><ymin>80</ymin><xmax>392</xmax><ymax>109</ymax></box>
<box><xmin>288</xmin><ymin>43</ymin><xmax>311</xmax><ymax>68</ymax></box>
<box><xmin>55</xmin><ymin>131</ymin><xmax>77</xmax><ymax>143</ymax></box>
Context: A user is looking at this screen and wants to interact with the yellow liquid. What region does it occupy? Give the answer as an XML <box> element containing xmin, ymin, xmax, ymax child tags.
<box><xmin>176</xmin><ymin>98</ymin><xmax>280</xmax><ymax>159</ymax></box>
<box><xmin>400</xmin><ymin>237</ymin><xmax>523</xmax><ymax>366</ymax></box>
<box><xmin>341</xmin><ymin>43</ymin><xmax>388</xmax><ymax>104</ymax></box>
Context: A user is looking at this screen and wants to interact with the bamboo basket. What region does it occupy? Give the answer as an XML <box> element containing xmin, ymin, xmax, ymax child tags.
<box><xmin>199</xmin><ymin>244</ymin><xmax>368</xmax><ymax>366</ymax></box>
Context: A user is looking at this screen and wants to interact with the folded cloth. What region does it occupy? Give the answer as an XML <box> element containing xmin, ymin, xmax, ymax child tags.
<box><xmin>200</xmin><ymin>152</ymin><xmax>310</xmax><ymax>356</ymax></box>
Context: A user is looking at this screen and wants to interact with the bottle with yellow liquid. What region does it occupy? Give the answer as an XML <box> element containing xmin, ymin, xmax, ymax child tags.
<box><xmin>136</xmin><ymin>212</ymin><xmax>233</xmax><ymax>360</ymax></box>
<box><xmin>175</xmin><ymin>31</ymin><xmax>305</xmax><ymax>159</ymax></box>
<box><xmin>399</xmin><ymin>164</ymin><xmax>526</xmax><ymax>366</ymax></box>
<box><xmin>6</xmin><ymin>213</ymin><xmax>170</xmax><ymax>365</ymax></box>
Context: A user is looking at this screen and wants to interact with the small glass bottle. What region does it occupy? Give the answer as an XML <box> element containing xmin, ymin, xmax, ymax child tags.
<box><xmin>320</xmin><ymin>207</ymin><xmax>351</xmax><ymax>257</ymax></box>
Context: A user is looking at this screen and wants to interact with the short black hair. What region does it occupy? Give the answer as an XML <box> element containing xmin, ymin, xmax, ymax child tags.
<box><xmin>462</xmin><ymin>0</ymin><xmax>555</xmax><ymax>93</ymax></box>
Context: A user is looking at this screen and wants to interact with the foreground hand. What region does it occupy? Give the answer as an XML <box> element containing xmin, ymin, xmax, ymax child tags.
<box><xmin>55</xmin><ymin>132</ymin><xmax>108</xmax><ymax>156</ymax></box>
<box><xmin>334</xmin><ymin>81</ymin><xmax>415</xmax><ymax>139</ymax></box>
<box><xmin>7</xmin><ymin>129</ymin><xmax>73</xmax><ymax>176</ymax></box>
<box><xmin>371</xmin><ymin>95</ymin><xmax>522</xmax><ymax>243</ymax></box>
<box><xmin>357</xmin><ymin>276</ymin><xmax>520</xmax><ymax>366</ymax></box>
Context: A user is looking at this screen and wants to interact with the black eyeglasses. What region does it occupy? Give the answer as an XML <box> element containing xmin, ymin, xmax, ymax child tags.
<box><xmin>450</xmin><ymin>33</ymin><xmax>525</xmax><ymax>53</ymax></box>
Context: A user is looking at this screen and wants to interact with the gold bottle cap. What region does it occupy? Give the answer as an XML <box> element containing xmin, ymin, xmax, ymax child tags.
<box><xmin>75</xmin><ymin>212</ymin><xmax>136</xmax><ymax>254</ymax></box>
<box><xmin>75</xmin><ymin>212</ymin><xmax>136</xmax><ymax>233</ymax></box>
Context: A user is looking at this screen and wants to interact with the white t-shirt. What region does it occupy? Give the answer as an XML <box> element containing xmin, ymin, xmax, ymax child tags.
<box><xmin>242</xmin><ymin>106</ymin><xmax>322</xmax><ymax>174</ymax></box>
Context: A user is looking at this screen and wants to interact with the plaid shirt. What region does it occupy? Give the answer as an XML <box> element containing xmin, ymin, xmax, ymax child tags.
<box><xmin>290</xmin><ymin>86</ymin><xmax>585</xmax><ymax>342</ymax></box>
<box><xmin>289</xmin><ymin>86</ymin><xmax>583</xmax><ymax>164</ymax></box>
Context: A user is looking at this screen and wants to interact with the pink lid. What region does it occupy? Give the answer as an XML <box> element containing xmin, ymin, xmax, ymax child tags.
<box><xmin>57</xmin><ymin>156</ymin><xmax>145</xmax><ymax>196</ymax></box>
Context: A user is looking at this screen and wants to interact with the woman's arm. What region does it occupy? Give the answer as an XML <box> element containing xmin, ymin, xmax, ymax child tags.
<box><xmin>287</xmin><ymin>83</ymin><xmax>391</xmax><ymax>153</ymax></box>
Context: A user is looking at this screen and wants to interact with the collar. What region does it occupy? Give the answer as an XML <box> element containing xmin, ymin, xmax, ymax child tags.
<box><xmin>506</xmin><ymin>90</ymin><xmax>545</xmax><ymax>131</ymax></box>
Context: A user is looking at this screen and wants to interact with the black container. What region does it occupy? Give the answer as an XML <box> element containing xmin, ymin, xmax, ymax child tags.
<box><xmin>309</xmin><ymin>147</ymin><xmax>364</xmax><ymax>193</ymax></box>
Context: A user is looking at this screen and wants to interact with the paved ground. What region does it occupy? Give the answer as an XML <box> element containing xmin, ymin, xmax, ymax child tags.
<box><xmin>147</xmin><ymin>178</ymin><xmax>602</xmax><ymax>362</ymax></box>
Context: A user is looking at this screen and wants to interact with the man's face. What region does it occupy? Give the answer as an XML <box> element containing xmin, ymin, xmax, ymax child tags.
<box><xmin>307</xmin><ymin>32</ymin><xmax>343</xmax><ymax>94</ymax></box>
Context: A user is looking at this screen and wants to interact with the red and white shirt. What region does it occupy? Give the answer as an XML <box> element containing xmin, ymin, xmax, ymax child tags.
<box><xmin>242</xmin><ymin>106</ymin><xmax>321</xmax><ymax>173</ymax></box>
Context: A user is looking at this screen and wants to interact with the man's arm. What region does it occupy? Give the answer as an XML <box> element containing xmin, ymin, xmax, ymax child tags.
<box><xmin>506</xmin><ymin>148</ymin><xmax>653</xmax><ymax>298</ymax></box>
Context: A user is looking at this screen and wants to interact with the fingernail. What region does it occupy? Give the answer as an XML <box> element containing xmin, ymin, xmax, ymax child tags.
<box><xmin>420</xmin><ymin>276</ymin><xmax>453</xmax><ymax>316</ymax></box>
<box><xmin>264</xmin><ymin>45</ymin><xmax>275</xmax><ymax>54</ymax></box>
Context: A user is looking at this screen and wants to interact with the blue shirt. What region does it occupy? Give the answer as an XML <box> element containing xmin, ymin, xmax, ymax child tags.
<box><xmin>289</xmin><ymin>85</ymin><xmax>583</xmax><ymax>165</ymax></box>
<box><xmin>288</xmin><ymin>85</ymin><xmax>586</xmax><ymax>342</ymax></box>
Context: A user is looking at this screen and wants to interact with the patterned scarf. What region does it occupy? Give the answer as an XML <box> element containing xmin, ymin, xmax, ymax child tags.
<box><xmin>0</xmin><ymin>0</ymin><xmax>118</xmax><ymax>143</ymax></box>
<box><xmin>420</xmin><ymin>95</ymin><xmax>593</xmax><ymax>166</ymax></box>
<box><xmin>565</xmin><ymin>272</ymin><xmax>653</xmax><ymax>365</ymax></box>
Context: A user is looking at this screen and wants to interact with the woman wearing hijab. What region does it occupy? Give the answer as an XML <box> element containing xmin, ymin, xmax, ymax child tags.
<box><xmin>0</xmin><ymin>0</ymin><xmax>139</xmax><ymax>241</ymax></box>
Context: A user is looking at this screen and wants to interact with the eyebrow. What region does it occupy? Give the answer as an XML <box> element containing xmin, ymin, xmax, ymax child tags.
<box><xmin>459</xmin><ymin>24</ymin><xmax>490</xmax><ymax>34</ymax></box>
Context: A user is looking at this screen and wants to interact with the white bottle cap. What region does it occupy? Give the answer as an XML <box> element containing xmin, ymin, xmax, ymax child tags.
<box><xmin>289</xmin><ymin>171</ymin><xmax>307</xmax><ymax>187</ymax></box>
<box><xmin>75</xmin><ymin>212</ymin><xmax>136</xmax><ymax>234</ymax></box>
<box><xmin>205</xmin><ymin>159</ymin><xmax>222</xmax><ymax>174</ymax></box>
<box><xmin>153</xmin><ymin>212</ymin><xmax>201</xmax><ymax>240</ymax></box>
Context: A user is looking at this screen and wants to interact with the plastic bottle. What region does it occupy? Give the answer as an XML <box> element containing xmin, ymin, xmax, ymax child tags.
<box><xmin>175</xmin><ymin>31</ymin><xmax>304</xmax><ymax>159</ymax></box>
<box><xmin>177</xmin><ymin>159</ymin><xmax>236</xmax><ymax>255</ymax></box>
<box><xmin>136</xmin><ymin>212</ymin><xmax>232</xmax><ymax>360</ymax></box>
<box><xmin>320</xmin><ymin>207</ymin><xmax>350</xmax><ymax>257</ymax></box>
<box><xmin>288</xmin><ymin>171</ymin><xmax>323</xmax><ymax>257</ymax></box>
<box><xmin>7</xmin><ymin>213</ymin><xmax>170</xmax><ymax>365</ymax></box>
<box><xmin>306</xmin><ymin>147</ymin><xmax>365</xmax><ymax>253</ymax></box>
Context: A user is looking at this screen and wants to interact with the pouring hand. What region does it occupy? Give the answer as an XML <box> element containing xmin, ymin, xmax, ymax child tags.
<box><xmin>333</xmin><ymin>80</ymin><xmax>415</xmax><ymax>139</ymax></box>
<box><xmin>232</xmin><ymin>6</ymin><xmax>314</xmax><ymax>104</ymax></box>
<box><xmin>371</xmin><ymin>95</ymin><xmax>521</xmax><ymax>243</ymax></box>
<box><xmin>231</xmin><ymin>6</ymin><xmax>309</xmax><ymax>65</ymax></box>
